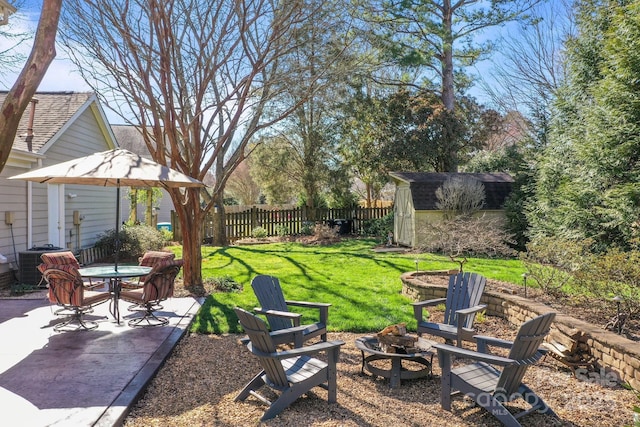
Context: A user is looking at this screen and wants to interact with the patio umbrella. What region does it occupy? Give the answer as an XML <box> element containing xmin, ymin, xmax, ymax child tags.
<box><xmin>10</xmin><ymin>148</ymin><xmax>204</xmax><ymax>270</ymax></box>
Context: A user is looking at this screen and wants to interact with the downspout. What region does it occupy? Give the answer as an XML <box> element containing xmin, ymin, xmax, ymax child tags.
<box><xmin>26</xmin><ymin>99</ymin><xmax>38</xmax><ymax>249</ymax></box>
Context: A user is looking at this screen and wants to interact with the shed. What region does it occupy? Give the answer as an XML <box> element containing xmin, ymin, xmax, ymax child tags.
<box><xmin>389</xmin><ymin>172</ymin><xmax>514</xmax><ymax>248</ymax></box>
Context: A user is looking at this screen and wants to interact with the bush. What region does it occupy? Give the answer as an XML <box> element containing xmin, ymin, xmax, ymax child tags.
<box><xmin>418</xmin><ymin>215</ymin><xmax>516</xmax><ymax>258</ymax></box>
<box><xmin>519</xmin><ymin>237</ymin><xmax>591</xmax><ymax>297</ymax></box>
<box><xmin>251</xmin><ymin>226</ymin><xmax>268</xmax><ymax>239</ymax></box>
<box><xmin>95</xmin><ymin>224</ymin><xmax>165</xmax><ymax>261</ymax></box>
<box><xmin>361</xmin><ymin>212</ymin><xmax>394</xmax><ymax>240</ymax></box>
<box><xmin>275</xmin><ymin>224</ymin><xmax>289</xmax><ymax>237</ymax></box>
<box><xmin>206</xmin><ymin>276</ymin><xmax>243</xmax><ymax>293</ymax></box>
<box><xmin>300</xmin><ymin>221</ymin><xmax>314</xmax><ymax>235</ymax></box>
<box><xmin>313</xmin><ymin>223</ymin><xmax>339</xmax><ymax>239</ymax></box>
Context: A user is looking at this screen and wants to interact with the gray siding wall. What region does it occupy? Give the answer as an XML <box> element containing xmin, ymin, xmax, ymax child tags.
<box><xmin>0</xmin><ymin>165</ymin><xmax>30</xmax><ymax>267</ymax></box>
<box><xmin>40</xmin><ymin>107</ymin><xmax>116</xmax><ymax>251</ymax></box>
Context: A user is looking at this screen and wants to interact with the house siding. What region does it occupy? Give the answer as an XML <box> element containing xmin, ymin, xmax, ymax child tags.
<box><xmin>0</xmin><ymin>92</ymin><xmax>119</xmax><ymax>286</ymax></box>
<box><xmin>38</xmin><ymin>107</ymin><xmax>116</xmax><ymax>251</ymax></box>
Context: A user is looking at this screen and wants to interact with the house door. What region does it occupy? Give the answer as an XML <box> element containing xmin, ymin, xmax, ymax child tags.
<box><xmin>47</xmin><ymin>184</ymin><xmax>65</xmax><ymax>247</ymax></box>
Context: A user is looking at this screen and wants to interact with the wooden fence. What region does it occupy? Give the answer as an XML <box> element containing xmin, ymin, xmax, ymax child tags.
<box><xmin>172</xmin><ymin>206</ymin><xmax>392</xmax><ymax>241</ymax></box>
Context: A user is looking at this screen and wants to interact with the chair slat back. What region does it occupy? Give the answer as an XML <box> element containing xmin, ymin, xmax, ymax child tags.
<box><xmin>496</xmin><ymin>312</ymin><xmax>556</xmax><ymax>394</ymax></box>
<box><xmin>40</xmin><ymin>251</ymin><xmax>80</xmax><ymax>268</ymax></box>
<box><xmin>138</xmin><ymin>251</ymin><xmax>175</xmax><ymax>281</ymax></box>
<box><xmin>443</xmin><ymin>272</ymin><xmax>486</xmax><ymax>328</ymax></box>
<box><xmin>142</xmin><ymin>260</ymin><xmax>182</xmax><ymax>303</ymax></box>
<box><xmin>251</xmin><ymin>275</ymin><xmax>293</xmax><ymax>331</ymax></box>
<box><xmin>235</xmin><ymin>307</ymin><xmax>289</xmax><ymax>388</ymax></box>
<box><xmin>42</xmin><ymin>267</ymin><xmax>84</xmax><ymax>306</ymax></box>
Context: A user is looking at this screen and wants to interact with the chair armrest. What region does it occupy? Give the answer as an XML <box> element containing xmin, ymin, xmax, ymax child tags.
<box><xmin>239</xmin><ymin>324</ymin><xmax>309</xmax><ymax>346</ymax></box>
<box><xmin>475</xmin><ymin>335</ymin><xmax>515</xmax><ymax>350</ymax></box>
<box><xmin>434</xmin><ymin>342</ymin><xmax>516</xmax><ymax>367</ymax></box>
<box><xmin>254</xmin><ymin>307</ymin><xmax>302</xmax><ymax>320</ymax></box>
<box><xmin>285</xmin><ymin>300</ymin><xmax>330</xmax><ymax>324</ymax></box>
<box><xmin>412</xmin><ymin>298</ymin><xmax>447</xmax><ymax>319</ymax></box>
<box><xmin>285</xmin><ymin>300</ymin><xmax>331</xmax><ymax>309</ymax></box>
<box><xmin>454</xmin><ymin>304</ymin><xmax>487</xmax><ymax>346</ymax></box>
<box><xmin>456</xmin><ymin>304</ymin><xmax>487</xmax><ymax>317</ymax></box>
<box><xmin>248</xmin><ymin>340</ymin><xmax>345</xmax><ymax>359</ymax></box>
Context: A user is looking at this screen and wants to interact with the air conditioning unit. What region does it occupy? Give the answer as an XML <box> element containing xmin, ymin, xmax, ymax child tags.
<box><xmin>19</xmin><ymin>246</ymin><xmax>64</xmax><ymax>287</ymax></box>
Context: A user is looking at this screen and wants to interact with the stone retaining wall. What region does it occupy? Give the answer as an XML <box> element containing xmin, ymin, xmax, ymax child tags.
<box><xmin>401</xmin><ymin>271</ymin><xmax>640</xmax><ymax>390</ymax></box>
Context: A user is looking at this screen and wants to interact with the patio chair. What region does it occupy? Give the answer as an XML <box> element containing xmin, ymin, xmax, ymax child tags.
<box><xmin>119</xmin><ymin>259</ymin><xmax>182</xmax><ymax>327</ymax></box>
<box><xmin>121</xmin><ymin>250</ymin><xmax>175</xmax><ymax>289</ymax></box>
<box><xmin>434</xmin><ymin>312</ymin><xmax>558</xmax><ymax>427</ymax></box>
<box><xmin>234</xmin><ymin>307</ymin><xmax>345</xmax><ymax>421</ymax></box>
<box><xmin>40</xmin><ymin>251</ymin><xmax>104</xmax><ymax>289</ymax></box>
<box><xmin>251</xmin><ymin>274</ymin><xmax>329</xmax><ymax>348</ymax></box>
<box><xmin>41</xmin><ymin>266</ymin><xmax>111</xmax><ymax>332</ymax></box>
<box><xmin>413</xmin><ymin>271</ymin><xmax>487</xmax><ymax>347</ymax></box>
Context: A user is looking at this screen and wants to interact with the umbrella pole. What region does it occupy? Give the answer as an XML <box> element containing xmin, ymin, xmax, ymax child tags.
<box><xmin>115</xmin><ymin>181</ymin><xmax>120</xmax><ymax>272</ymax></box>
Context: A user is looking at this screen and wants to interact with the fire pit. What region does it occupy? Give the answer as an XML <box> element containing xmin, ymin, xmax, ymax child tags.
<box><xmin>355</xmin><ymin>335</ymin><xmax>435</xmax><ymax>388</ymax></box>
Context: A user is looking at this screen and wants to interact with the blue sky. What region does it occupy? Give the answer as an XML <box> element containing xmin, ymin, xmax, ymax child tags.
<box><xmin>1</xmin><ymin>1</ymin><xmax>562</xmax><ymax>122</ymax></box>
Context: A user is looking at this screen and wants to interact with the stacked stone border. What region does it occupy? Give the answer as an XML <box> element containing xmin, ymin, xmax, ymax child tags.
<box><xmin>401</xmin><ymin>271</ymin><xmax>640</xmax><ymax>390</ymax></box>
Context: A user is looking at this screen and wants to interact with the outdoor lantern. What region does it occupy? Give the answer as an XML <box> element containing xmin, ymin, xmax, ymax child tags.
<box><xmin>0</xmin><ymin>0</ymin><xmax>16</xmax><ymax>26</ymax></box>
<box><xmin>414</xmin><ymin>258</ymin><xmax>419</xmax><ymax>273</ymax></box>
<box><xmin>522</xmin><ymin>273</ymin><xmax>528</xmax><ymax>298</ymax></box>
<box><xmin>612</xmin><ymin>295</ymin><xmax>623</xmax><ymax>334</ymax></box>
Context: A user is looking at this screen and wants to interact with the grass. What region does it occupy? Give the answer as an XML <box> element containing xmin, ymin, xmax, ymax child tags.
<box><xmin>174</xmin><ymin>239</ymin><xmax>526</xmax><ymax>334</ymax></box>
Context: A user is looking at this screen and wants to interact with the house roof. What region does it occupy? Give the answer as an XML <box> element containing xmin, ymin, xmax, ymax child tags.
<box><xmin>111</xmin><ymin>125</ymin><xmax>150</xmax><ymax>158</ymax></box>
<box><xmin>0</xmin><ymin>91</ymin><xmax>96</xmax><ymax>153</ymax></box>
<box><xmin>389</xmin><ymin>172</ymin><xmax>514</xmax><ymax>210</ymax></box>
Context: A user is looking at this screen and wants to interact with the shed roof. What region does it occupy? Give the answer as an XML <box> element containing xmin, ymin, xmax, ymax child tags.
<box><xmin>389</xmin><ymin>172</ymin><xmax>514</xmax><ymax>210</ymax></box>
<box><xmin>0</xmin><ymin>91</ymin><xmax>95</xmax><ymax>153</ymax></box>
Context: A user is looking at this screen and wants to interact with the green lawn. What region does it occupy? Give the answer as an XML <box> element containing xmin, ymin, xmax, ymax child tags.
<box><xmin>178</xmin><ymin>239</ymin><xmax>526</xmax><ymax>334</ymax></box>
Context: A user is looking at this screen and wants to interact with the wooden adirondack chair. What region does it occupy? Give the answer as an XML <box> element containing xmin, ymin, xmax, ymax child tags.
<box><xmin>251</xmin><ymin>275</ymin><xmax>330</xmax><ymax>347</ymax></box>
<box><xmin>434</xmin><ymin>312</ymin><xmax>558</xmax><ymax>427</ymax></box>
<box><xmin>234</xmin><ymin>307</ymin><xmax>345</xmax><ymax>421</ymax></box>
<box><xmin>412</xmin><ymin>272</ymin><xmax>487</xmax><ymax>346</ymax></box>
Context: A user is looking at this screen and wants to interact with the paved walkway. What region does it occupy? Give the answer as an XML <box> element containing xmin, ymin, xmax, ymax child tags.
<box><xmin>0</xmin><ymin>293</ymin><xmax>201</xmax><ymax>426</ymax></box>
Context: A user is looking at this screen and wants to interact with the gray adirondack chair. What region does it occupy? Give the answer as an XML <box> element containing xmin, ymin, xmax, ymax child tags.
<box><xmin>412</xmin><ymin>271</ymin><xmax>487</xmax><ymax>346</ymax></box>
<box><xmin>251</xmin><ymin>274</ymin><xmax>329</xmax><ymax>347</ymax></box>
<box><xmin>434</xmin><ymin>312</ymin><xmax>558</xmax><ymax>427</ymax></box>
<box><xmin>234</xmin><ymin>307</ymin><xmax>345</xmax><ymax>421</ymax></box>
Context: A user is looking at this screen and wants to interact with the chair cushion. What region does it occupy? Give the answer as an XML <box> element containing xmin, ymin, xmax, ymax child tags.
<box><xmin>40</xmin><ymin>251</ymin><xmax>80</xmax><ymax>267</ymax></box>
<box><xmin>139</xmin><ymin>251</ymin><xmax>175</xmax><ymax>267</ymax></box>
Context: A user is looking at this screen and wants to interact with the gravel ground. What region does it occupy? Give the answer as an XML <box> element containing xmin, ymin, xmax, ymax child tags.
<box><xmin>124</xmin><ymin>315</ymin><xmax>638</xmax><ymax>426</ymax></box>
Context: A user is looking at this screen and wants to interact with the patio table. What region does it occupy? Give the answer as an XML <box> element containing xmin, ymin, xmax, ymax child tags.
<box><xmin>78</xmin><ymin>265</ymin><xmax>152</xmax><ymax>324</ymax></box>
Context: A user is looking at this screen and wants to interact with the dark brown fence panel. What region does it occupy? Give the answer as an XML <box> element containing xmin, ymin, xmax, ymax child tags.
<box><xmin>172</xmin><ymin>206</ymin><xmax>392</xmax><ymax>242</ymax></box>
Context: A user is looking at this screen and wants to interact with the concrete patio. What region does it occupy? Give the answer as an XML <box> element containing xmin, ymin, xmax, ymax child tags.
<box><xmin>0</xmin><ymin>293</ymin><xmax>201</xmax><ymax>426</ymax></box>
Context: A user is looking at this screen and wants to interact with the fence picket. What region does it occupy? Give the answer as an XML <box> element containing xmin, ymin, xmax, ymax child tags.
<box><xmin>172</xmin><ymin>206</ymin><xmax>392</xmax><ymax>241</ymax></box>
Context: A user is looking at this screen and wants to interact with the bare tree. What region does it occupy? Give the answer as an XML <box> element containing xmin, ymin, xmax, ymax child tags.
<box><xmin>481</xmin><ymin>1</ymin><xmax>574</xmax><ymax>144</ymax></box>
<box><xmin>0</xmin><ymin>0</ymin><xmax>61</xmax><ymax>173</ymax></box>
<box><xmin>225</xmin><ymin>160</ymin><xmax>261</xmax><ymax>206</ymax></box>
<box><xmin>59</xmin><ymin>0</ymin><xmax>313</xmax><ymax>288</ymax></box>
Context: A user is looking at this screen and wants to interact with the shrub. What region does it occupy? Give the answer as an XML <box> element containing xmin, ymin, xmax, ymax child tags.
<box><xmin>313</xmin><ymin>223</ymin><xmax>339</xmax><ymax>240</ymax></box>
<box><xmin>95</xmin><ymin>224</ymin><xmax>165</xmax><ymax>261</ymax></box>
<box><xmin>361</xmin><ymin>212</ymin><xmax>394</xmax><ymax>240</ymax></box>
<box><xmin>436</xmin><ymin>175</ymin><xmax>485</xmax><ymax>219</ymax></box>
<box><xmin>251</xmin><ymin>226</ymin><xmax>268</xmax><ymax>239</ymax></box>
<box><xmin>519</xmin><ymin>237</ymin><xmax>591</xmax><ymax>297</ymax></box>
<box><xmin>418</xmin><ymin>215</ymin><xmax>516</xmax><ymax>258</ymax></box>
<box><xmin>275</xmin><ymin>224</ymin><xmax>290</xmax><ymax>237</ymax></box>
<box><xmin>300</xmin><ymin>221</ymin><xmax>314</xmax><ymax>235</ymax></box>
<box><xmin>206</xmin><ymin>276</ymin><xmax>243</xmax><ymax>293</ymax></box>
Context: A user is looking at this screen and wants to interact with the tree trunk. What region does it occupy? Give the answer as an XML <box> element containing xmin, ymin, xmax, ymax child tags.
<box><xmin>174</xmin><ymin>188</ymin><xmax>203</xmax><ymax>290</ymax></box>
<box><xmin>211</xmin><ymin>191</ymin><xmax>227</xmax><ymax>246</ymax></box>
<box><xmin>0</xmin><ymin>0</ymin><xmax>61</xmax><ymax>173</ymax></box>
<box><xmin>441</xmin><ymin>0</ymin><xmax>458</xmax><ymax>172</ymax></box>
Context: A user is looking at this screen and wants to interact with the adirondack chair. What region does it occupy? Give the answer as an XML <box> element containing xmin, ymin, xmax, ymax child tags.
<box><xmin>234</xmin><ymin>307</ymin><xmax>345</xmax><ymax>421</ymax></box>
<box><xmin>434</xmin><ymin>312</ymin><xmax>558</xmax><ymax>427</ymax></box>
<box><xmin>412</xmin><ymin>271</ymin><xmax>487</xmax><ymax>346</ymax></box>
<box><xmin>251</xmin><ymin>274</ymin><xmax>330</xmax><ymax>348</ymax></box>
